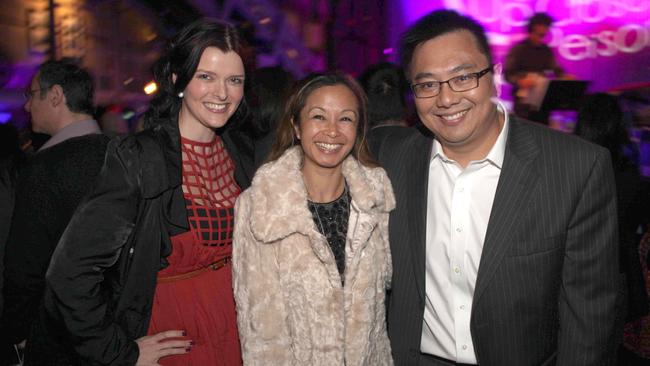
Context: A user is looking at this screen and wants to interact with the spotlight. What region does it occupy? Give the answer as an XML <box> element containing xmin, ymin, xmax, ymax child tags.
<box><xmin>144</xmin><ymin>82</ymin><xmax>157</xmax><ymax>95</ymax></box>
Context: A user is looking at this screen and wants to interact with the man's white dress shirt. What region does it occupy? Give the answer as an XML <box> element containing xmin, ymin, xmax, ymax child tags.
<box><xmin>421</xmin><ymin>103</ymin><xmax>509</xmax><ymax>364</ymax></box>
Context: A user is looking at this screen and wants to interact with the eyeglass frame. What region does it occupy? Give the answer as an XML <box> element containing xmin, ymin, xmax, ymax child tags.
<box><xmin>23</xmin><ymin>87</ymin><xmax>48</xmax><ymax>100</ymax></box>
<box><xmin>410</xmin><ymin>66</ymin><xmax>493</xmax><ymax>99</ymax></box>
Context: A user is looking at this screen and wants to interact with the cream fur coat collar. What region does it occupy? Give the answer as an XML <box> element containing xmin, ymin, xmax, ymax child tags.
<box><xmin>233</xmin><ymin>147</ymin><xmax>395</xmax><ymax>365</ymax></box>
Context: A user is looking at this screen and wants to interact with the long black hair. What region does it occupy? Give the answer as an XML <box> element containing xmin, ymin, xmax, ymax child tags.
<box><xmin>144</xmin><ymin>18</ymin><xmax>248</xmax><ymax>128</ymax></box>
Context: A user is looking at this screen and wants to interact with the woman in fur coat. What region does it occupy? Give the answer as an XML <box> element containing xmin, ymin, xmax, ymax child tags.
<box><xmin>232</xmin><ymin>72</ymin><xmax>395</xmax><ymax>365</ymax></box>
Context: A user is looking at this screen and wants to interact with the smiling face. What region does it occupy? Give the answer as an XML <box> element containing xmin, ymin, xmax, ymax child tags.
<box><xmin>410</xmin><ymin>30</ymin><xmax>502</xmax><ymax>163</ymax></box>
<box><xmin>294</xmin><ymin>84</ymin><xmax>359</xmax><ymax>175</ymax></box>
<box><xmin>177</xmin><ymin>47</ymin><xmax>245</xmax><ymax>141</ymax></box>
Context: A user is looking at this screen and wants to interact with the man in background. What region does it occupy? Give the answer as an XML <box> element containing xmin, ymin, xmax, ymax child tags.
<box><xmin>505</xmin><ymin>12</ymin><xmax>566</xmax><ymax>123</ymax></box>
<box><xmin>0</xmin><ymin>59</ymin><xmax>109</xmax><ymax>365</ymax></box>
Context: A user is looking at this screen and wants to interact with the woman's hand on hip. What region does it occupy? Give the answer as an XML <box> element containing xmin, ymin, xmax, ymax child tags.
<box><xmin>135</xmin><ymin>330</ymin><xmax>192</xmax><ymax>365</ymax></box>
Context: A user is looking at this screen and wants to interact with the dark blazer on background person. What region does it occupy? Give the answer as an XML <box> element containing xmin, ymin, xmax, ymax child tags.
<box><xmin>371</xmin><ymin>116</ymin><xmax>619</xmax><ymax>366</ymax></box>
<box><xmin>0</xmin><ymin>154</ymin><xmax>20</xmax><ymax>316</ymax></box>
<box><xmin>0</xmin><ymin>153</ymin><xmax>22</xmax><ymax>366</ymax></box>
<box><xmin>2</xmin><ymin>134</ymin><xmax>110</xmax><ymax>346</ymax></box>
<box><xmin>32</xmin><ymin>121</ymin><xmax>254</xmax><ymax>366</ymax></box>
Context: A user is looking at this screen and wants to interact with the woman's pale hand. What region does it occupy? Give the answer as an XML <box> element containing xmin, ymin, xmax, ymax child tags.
<box><xmin>135</xmin><ymin>330</ymin><xmax>192</xmax><ymax>365</ymax></box>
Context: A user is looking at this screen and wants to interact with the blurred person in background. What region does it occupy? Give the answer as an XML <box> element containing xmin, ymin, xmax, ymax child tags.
<box><xmin>575</xmin><ymin>93</ymin><xmax>649</xmax><ymax>365</ymax></box>
<box><xmin>359</xmin><ymin>62</ymin><xmax>410</xmax><ymax>129</ymax></box>
<box><xmin>622</xmin><ymin>228</ymin><xmax>650</xmax><ymax>365</ymax></box>
<box><xmin>0</xmin><ymin>122</ymin><xmax>24</xmax><ymax>366</ymax></box>
<box><xmin>40</xmin><ymin>19</ymin><xmax>254</xmax><ymax>365</ymax></box>
<box><xmin>246</xmin><ymin>66</ymin><xmax>294</xmax><ymax>167</ymax></box>
<box><xmin>0</xmin><ymin>59</ymin><xmax>109</xmax><ymax>365</ymax></box>
<box><xmin>505</xmin><ymin>13</ymin><xmax>567</xmax><ymax>123</ymax></box>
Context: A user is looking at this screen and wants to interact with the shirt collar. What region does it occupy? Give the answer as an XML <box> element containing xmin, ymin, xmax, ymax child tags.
<box><xmin>38</xmin><ymin>119</ymin><xmax>102</xmax><ymax>152</ymax></box>
<box><xmin>431</xmin><ymin>100</ymin><xmax>509</xmax><ymax>169</ymax></box>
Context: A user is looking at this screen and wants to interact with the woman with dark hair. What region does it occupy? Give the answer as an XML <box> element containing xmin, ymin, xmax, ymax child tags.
<box><xmin>576</xmin><ymin>93</ymin><xmax>649</xmax><ymax>365</ymax></box>
<box><xmin>40</xmin><ymin>19</ymin><xmax>253</xmax><ymax>365</ymax></box>
<box><xmin>232</xmin><ymin>73</ymin><xmax>395</xmax><ymax>365</ymax></box>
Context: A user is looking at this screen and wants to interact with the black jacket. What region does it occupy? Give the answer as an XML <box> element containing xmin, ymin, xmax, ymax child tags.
<box><xmin>372</xmin><ymin>118</ymin><xmax>618</xmax><ymax>366</ymax></box>
<box><xmin>2</xmin><ymin>134</ymin><xmax>109</xmax><ymax>346</ymax></box>
<box><xmin>37</xmin><ymin>121</ymin><xmax>253</xmax><ymax>366</ymax></box>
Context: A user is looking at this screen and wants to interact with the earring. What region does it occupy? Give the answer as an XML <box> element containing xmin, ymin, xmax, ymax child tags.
<box><xmin>178</xmin><ymin>92</ymin><xmax>184</xmax><ymax>98</ymax></box>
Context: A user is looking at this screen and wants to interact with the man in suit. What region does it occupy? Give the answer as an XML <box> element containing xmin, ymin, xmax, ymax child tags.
<box><xmin>372</xmin><ymin>10</ymin><xmax>619</xmax><ymax>366</ymax></box>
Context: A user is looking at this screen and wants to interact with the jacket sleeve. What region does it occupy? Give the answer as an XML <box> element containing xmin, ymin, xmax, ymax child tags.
<box><xmin>232</xmin><ymin>192</ymin><xmax>293</xmax><ymax>365</ymax></box>
<box><xmin>43</xmin><ymin>138</ymin><xmax>141</xmax><ymax>365</ymax></box>
<box><xmin>556</xmin><ymin>149</ymin><xmax>619</xmax><ymax>365</ymax></box>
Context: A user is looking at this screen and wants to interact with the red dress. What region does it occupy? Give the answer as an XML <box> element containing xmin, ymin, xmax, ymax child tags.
<box><xmin>147</xmin><ymin>136</ymin><xmax>242</xmax><ymax>365</ymax></box>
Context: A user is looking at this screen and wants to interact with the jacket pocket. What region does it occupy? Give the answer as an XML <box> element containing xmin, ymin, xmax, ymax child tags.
<box><xmin>506</xmin><ymin>233</ymin><xmax>565</xmax><ymax>257</ymax></box>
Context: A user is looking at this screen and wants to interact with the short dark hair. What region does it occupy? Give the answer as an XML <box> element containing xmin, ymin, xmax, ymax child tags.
<box><xmin>358</xmin><ymin>62</ymin><xmax>408</xmax><ymax>127</ymax></box>
<box><xmin>527</xmin><ymin>13</ymin><xmax>553</xmax><ymax>33</ymax></box>
<box><xmin>36</xmin><ymin>59</ymin><xmax>94</xmax><ymax>115</ymax></box>
<box><xmin>145</xmin><ymin>18</ymin><xmax>248</xmax><ymax>128</ymax></box>
<box><xmin>400</xmin><ymin>10</ymin><xmax>492</xmax><ymax>79</ymax></box>
<box><xmin>266</xmin><ymin>72</ymin><xmax>376</xmax><ymax>167</ymax></box>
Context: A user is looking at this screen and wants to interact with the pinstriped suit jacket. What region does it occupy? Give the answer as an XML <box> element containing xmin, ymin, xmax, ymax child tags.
<box><xmin>371</xmin><ymin>117</ymin><xmax>619</xmax><ymax>366</ymax></box>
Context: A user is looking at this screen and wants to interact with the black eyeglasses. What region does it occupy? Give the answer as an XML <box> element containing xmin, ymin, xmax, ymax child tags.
<box><xmin>23</xmin><ymin>88</ymin><xmax>47</xmax><ymax>100</ymax></box>
<box><xmin>411</xmin><ymin>66</ymin><xmax>493</xmax><ymax>98</ymax></box>
<box><xmin>23</xmin><ymin>88</ymin><xmax>40</xmax><ymax>100</ymax></box>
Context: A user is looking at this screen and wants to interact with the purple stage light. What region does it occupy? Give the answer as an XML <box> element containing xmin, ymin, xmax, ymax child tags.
<box><xmin>0</xmin><ymin>112</ymin><xmax>12</xmax><ymax>124</ymax></box>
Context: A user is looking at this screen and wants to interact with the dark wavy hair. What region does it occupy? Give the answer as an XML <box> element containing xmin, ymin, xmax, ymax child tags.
<box><xmin>144</xmin><ymin>18</ymin><xmax>248</xmax><ymax>128</ymax></box>
<box><xmin>266</xmin><ymin>72</ymin><xmax>376</xmax><ymax>167</ymax></box>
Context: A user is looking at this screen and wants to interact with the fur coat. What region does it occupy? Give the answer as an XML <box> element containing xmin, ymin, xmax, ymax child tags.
<box><xmin>233</xmin><ymin>146</ymin><xmax>395</xmax><ymax>366</ymax></box>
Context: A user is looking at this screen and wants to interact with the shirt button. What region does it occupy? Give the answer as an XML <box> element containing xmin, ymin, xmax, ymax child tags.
<box><xmin>456</xmin><ymin>227</ymin><xmax>462</xmax><ymax>233</ymax></box>
<box><xmin>462</xmin><ymin>345</ymin><xmax>468</xmax><ymax>350</ymax></box>
<box><xmin>454</xmin><ymin>267</ymin><xmax>460</xmax><ymax>274</ymax></box>
<box><xmin>460</xmin><ymin>305</ymin><xmax>466</xmax><ymax>310</ymax></box>
<box><xmin>458</xmin><ymin>187</ymin><xmax>465</xmax><ymax>192</ymax></box>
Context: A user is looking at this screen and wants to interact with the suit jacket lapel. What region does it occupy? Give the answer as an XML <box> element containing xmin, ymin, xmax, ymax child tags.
<box><xmin>407</xmin><ymin>131</ymin><xmax>433</xmax><ymax>303</ymax></box>
<box><xmin>473</xmin><ymin>117</ymin><xmax>540</xmax><ymax>304</ymax></box>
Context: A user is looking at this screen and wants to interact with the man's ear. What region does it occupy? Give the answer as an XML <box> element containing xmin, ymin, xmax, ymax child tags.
<box><xmin>49</xmin><ymin>84</ymin><xmax>65</xmax><ymax>107</ymax></box>
<box><xmin>172</xmin><ymin>73</ymin><xmax>177</xmax><ymax>84</ymax></box>
<box><xmin>491</xmin><ymin>63</ymin><xmax>503</xmax><ymax>99</ymax></box>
